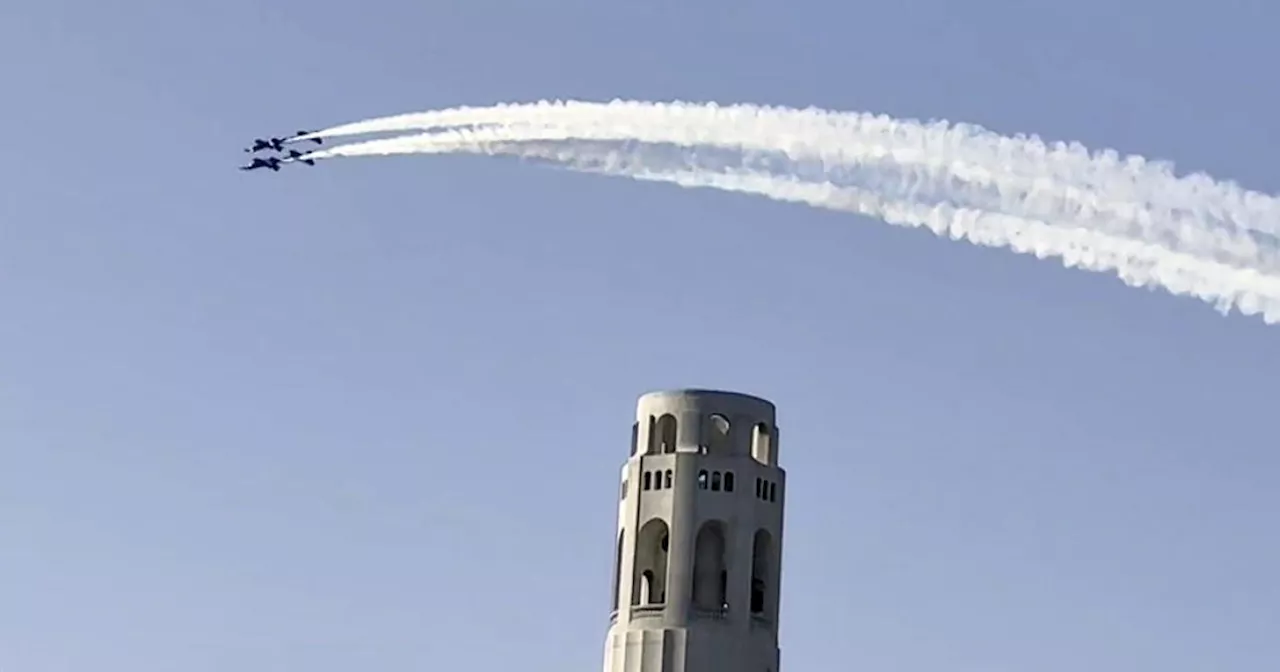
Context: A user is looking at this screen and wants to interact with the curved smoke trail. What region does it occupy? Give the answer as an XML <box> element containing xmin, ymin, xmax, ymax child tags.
<box><xmin>287</xmin><ymin>100</ymin><xmax>1280</xmax><ymax>324</ymax></box>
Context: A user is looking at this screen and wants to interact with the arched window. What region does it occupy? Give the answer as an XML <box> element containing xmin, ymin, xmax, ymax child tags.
<box><xmin>755</xmin><ymin>477</ymin><xmax>763</xmax><ymax>498</ymax></box>
<box><xmin>752</xmin><ymin>422</ymin><xmax>772</xmax><ymax>464</ymax></box>
<box><xmin>724</xmin><ymin>472</ymin><xmax>735</xmax><ymax>492</ymax></box>
<box><xmin>769</xmin><ymin>482</ymin><xmax>777</xmax><ymax>502</ymax></box>
<box><xmin>620</xmin><ymin>479</ymin><xmax>628</xmax><ymax>499</ymax></box>
<box><xmin>698</xmin><ymin>470</ymin><xmax>709</xmax><ymax>490</ymax></box>
<box><xmin>632</xmin><ymin>518</ymin><xmax>670</xmax><ymax>606</ymax></box>
<box><xmin>654</xmin><ymin>414</ymin><xmax>678</xmax><ymax>454</ymax></box>
<box><xmin>630</xmin><ymin>422</ymin><xmax>639</xmax><ymax>456</ymax></box>
<box><xmin>612</xmin><ymin>530</ymin><xmax>625</xmax><ymax>611</ymax></box>
<box><xmin>664</xmin><ymin>470</ymin><xmax>673</xmax><ymax>488</ymax></box>
<box><xmin>692</xmin><ymin>521</ymin><xmax>728</xmax><ymax>611</ymax></box>
<box><xmin>643</xmin><ymin>472</ymin><xmax>652</xmax><ymax>491</ymax></box>
<box><xmin>751</xmin><ymin>529</ymin><xmax>772</xmax><ymax>614</ymax></box>
<box><xmin>711</xmin><ymin>471</ymin><xmax>722</xmax><ymax>491</ymax></box>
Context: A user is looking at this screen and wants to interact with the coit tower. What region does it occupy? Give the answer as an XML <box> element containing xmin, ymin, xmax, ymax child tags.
<box><xmin>604</xmin><ymin>389</ymin><xmax>786</xmax><ymax>672</ymax></box>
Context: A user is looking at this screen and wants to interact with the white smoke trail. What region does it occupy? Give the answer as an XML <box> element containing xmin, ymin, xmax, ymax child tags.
<box><xmin>292</xmin><ymin>100</ymin><xmax>1280</xmax><ymax>240</ymax></box>
<box><xmin>291</xmin><ymin>132</ymin><xmax>1280</xmax><ymax>321</ymax></box>
<box><xmin>288</xmin><ymin>102</ymin><xmax>1280</xmax><ymax>324</ymax></box>
<box><xmin>302</xmin><ymin>124</ymin><xmax>1280</xmax><ymax>270</ymax></box>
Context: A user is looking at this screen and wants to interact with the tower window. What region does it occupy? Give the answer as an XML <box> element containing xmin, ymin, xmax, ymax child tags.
<box><xmin>654</xmin><ymin>414</ymin><xmax>678</xmax><ymax>454</ymax></box>
<box><xmin>769</xmin><ymin>482</ymin><xmax>777</xmax><ymax>502</ymax></box>
<box><xmin>643</xmin><ymin>472</ymin><xmax>652</xmax><ymax>491</ymax></box>
<box><xmin>621</xmin><ymin>479</ymin><xmax>628</xmax><ymax>499</ymax></box>
<box><xmin>751</xmin><ymin>529</ymin><xmax>772</xmax><ymax>614</ymax></box>
<box><xmin>755</xmin><ymin>477</ymin><xmax>763</xmax><ymax>498</ymax></box>
<box><xmin>692</xmin><ymin>521</ymin><xmax>727</xmax><ymax>612</ymax></box>
<box><xmin>724</xmin><ymin>472</ymin><xmax>735</xmax><ymax>492</ymax></box>
<box><xmin>752</xmin><ymin>422</ymin><xmax>772</xmax><ymax>464</ymax></box>
<box><xmin>664</xmin><ymin>469</ymin><xmax>673</xmax><ymax>489</ymax></box>
<box><xmin>633</xmin><ymin>518</ymin><xmax>670</xmax><ymax>606</ymax></box>
<box><xmin>698</xmin><ymin>470</ymin><xmax>709</xmax><ymax>490</ymax></box>
<box><xmin>641</xmin><ymin>571</ymin><xmax>660</xmax><ymax>604</ymax></box>
<box><xmin>711</xmin><ymin>471</ymin><xmax>722</xmax><ymax>491</ymax></box>
<box><xmin>705</xmin><ymin>414</ymin><xmax>731</xmax><ymax>455</ymax></box>
<box><xmin>612</xmin><ymin>530</ymin><xmax>625</xmax><ymax>611</ymax></box>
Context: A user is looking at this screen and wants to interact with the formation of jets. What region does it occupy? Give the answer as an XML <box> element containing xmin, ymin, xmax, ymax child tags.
<box><xmin>239</xmin><ymin>130</ymin><xmax>322</xmax><ymax>172</ymax></box>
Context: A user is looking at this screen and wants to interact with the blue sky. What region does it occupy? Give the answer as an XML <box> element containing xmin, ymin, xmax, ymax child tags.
<box><xmin>2</xmin><ymin>1</ymin><xmax>1277</xmax><ymax>670</ymax></box>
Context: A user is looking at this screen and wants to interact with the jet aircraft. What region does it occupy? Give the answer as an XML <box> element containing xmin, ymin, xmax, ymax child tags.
<box><xmin>245</xmin><ymin>137</ymin><xmax>286</xmax><ymax>153</ymax></box>
<box><xmin>285</xmin><ymin>149</ymin><xmax>317</xmax><ymax>165</ymax></box>
<box><xmin>240</xmin><ymin>157</ymin><xmax>282</xmax><ymax>171</ymax></box>
<box><xmin>293</xmin><ymin>130</ymin><xmax>324</xmax><ymax>144</ymax></box>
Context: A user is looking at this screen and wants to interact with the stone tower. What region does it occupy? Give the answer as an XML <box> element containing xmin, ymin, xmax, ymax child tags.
<box><xmin>604</xmin><ymin>389</ymin><xmax>786</xmax><ymax>672</ymax></box>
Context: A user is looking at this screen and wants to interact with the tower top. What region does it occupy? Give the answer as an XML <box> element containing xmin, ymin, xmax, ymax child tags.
<box><xmin>632</xmin><ymin>388</ymin><xmax>779</xmax><ymax>466</ymax></box>
<box><xmin>606</xmin><ymin>388</ymin><xmax>787</xmax><ymax>672</ymax></box>
<box><xmin>637</xmin><ymin>388</ymin><xmax>776</xmax><ymax>424</ymax></box>
<box><xmin>639</xmin><ymin>388</ymin><xmax>775</xmax><ymax>410</ymax></box>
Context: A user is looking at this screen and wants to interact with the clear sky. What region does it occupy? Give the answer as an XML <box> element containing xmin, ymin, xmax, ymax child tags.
<box><xmin>3</xmin><ymin>1</ymin><xmax>1277</xmax><ymax>671</ymax></box>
